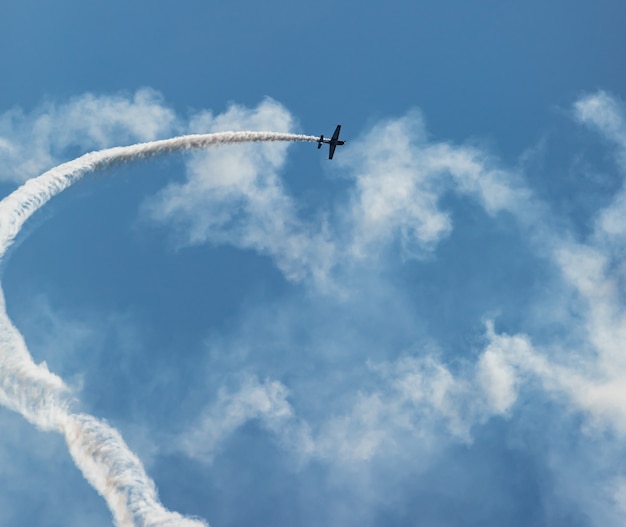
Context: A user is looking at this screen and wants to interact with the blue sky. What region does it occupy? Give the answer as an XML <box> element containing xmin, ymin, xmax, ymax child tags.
<box><xmin>1</xmin><ymin>1</ymin><xmax>626</xmax><ymax>526</ymax></box>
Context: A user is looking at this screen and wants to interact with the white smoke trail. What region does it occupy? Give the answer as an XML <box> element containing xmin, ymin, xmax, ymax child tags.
<box><xmin>0</xmin><ymin>131</ymin><xmax>318</xmax><ymax>527</ymax></box>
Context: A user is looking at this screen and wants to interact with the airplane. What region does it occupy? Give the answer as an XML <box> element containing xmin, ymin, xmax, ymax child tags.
<box><xmin>317</xmin><ymin>125</ymin><xmax>345</xmax><ymax>160</ymax></box>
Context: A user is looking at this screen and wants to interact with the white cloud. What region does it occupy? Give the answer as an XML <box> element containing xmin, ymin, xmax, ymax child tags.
<box><xmin>181</xmin><ymin>353</ymin><xmax>495</xmax><ymax>467</ymax></box>
<box><xmin>595</xmin><ymin>190</ymin><xmax>626</xmax><ymax>242</ymax></box>
<box><xmin>477</xmin><ymin>336</ymin><xmax>520</xmax><ymax>415</ymax></box>
<box><xmin>342</xmin><ymin>112</ymin><xmax>453</xmax><ymax>259</ymax></box>
<box><xmin>463</xmin><ymin>93</ymin><xmax>626</xmax><ymax>442</ymax></box>
<box><xmin>180</xmin><ymin>374</ymin><xmax>313</xmax><ymax>463</ymax></box>
<box><xmin>575</xmin><ymin>91</ymin><xmax>626</xmax><ymax>150</ymax></box>
<box><xmin>341</xmin><ymin>111</ymin><xmax>532</xmax><ymax>263</ymax></box>
<box><xmin>573</xmin><ymin>92</ymin><xmax>626</xmax><ymax>252</ymax></box>
<box><xmin>141</xmin><ymin>104</ymin><xmax>534</xmax><ymax>287</ymax></box>
<box><xmin>478</xmin><ymin>237</ymin><xmax>626</xmax><ymax>436</ymax></box>
<box><xmin>0</xmin><ymin>89</ymin><xmax>177</xmax><ymax>182</ymax></box>
<box><xmin>144</xmin><ymin>98</ymin><xmax>337</xmax><ymax>284</ymax></box>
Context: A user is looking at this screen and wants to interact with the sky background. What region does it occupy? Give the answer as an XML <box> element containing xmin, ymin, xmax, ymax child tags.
<box><xmin>1</xmin><ymin>1</ymin><xmax>626</xmax><ymax>526</ymax></box>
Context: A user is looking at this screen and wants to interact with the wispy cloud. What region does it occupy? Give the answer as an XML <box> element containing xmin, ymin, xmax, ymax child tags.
<box><xmin>169</xmin><ymin>91</ymin><xmax>626</xmax><ymax>525</ymax></box>
<box><xmin>575</xmin><ymin>91</ymin><xmax>626</xmax><ymax>152</ymax></box>
<box><xmin>476</xmin><ymin>94</ymin><xmax>626</xmax><ymax>440</ymax></box>
<box><xmin>0</xmin><ymin>89</ymin><xmax>177</xmax><ymax>182</ymax></box>
<box><xmin>144</xmin><ymin>105</ymin><xmax>535</xmax><ymax>289</ymax></box>
<box><xmin>143</xmin><ymin>98</ymin><xmax>337</xmax><ymax>284</ymax></box>
<box><xmin>180</xmin><ymin>374</ymin><xmax>313</xmax><ymax>464</ymax></box>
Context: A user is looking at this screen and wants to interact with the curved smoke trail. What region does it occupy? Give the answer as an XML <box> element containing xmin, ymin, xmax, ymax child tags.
<box><xmin>0</xmin><ymin>131</ymin><xmax>318</xmax><ymax>527</ymax></box>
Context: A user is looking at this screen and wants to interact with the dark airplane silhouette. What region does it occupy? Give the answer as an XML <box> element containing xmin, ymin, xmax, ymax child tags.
<box><xmin>318</xmin><ymin>125</ymin><xmax>345</xmax><ymax>160</ymax></box>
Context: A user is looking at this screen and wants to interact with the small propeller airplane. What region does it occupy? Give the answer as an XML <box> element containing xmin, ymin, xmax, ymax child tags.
<box><xmin>318</xmin><ymin>125</ymin><xmax>345</xmax><ymax>160</ymax></box>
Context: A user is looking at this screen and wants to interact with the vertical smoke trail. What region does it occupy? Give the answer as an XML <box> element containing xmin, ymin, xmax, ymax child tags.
<box><xmin>0</xmin><ymin>131</ymin><xmax>317</xmax><ymax>527</ymax></box>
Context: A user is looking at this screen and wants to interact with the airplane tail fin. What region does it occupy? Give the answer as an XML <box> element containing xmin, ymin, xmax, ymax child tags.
<box><xmin>317</xmin><ymin>135</ymin><xmax>323</xmax><ymax>148</ymax></box>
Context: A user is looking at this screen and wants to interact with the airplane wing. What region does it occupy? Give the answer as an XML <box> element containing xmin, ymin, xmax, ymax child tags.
<box><xmin>329</xmin><ymin>142</ymin><xmax>337</xmax><ymax>160</ymax></box>
<box><xmin>331</xmin><ymin>125</ymin><xmax>341</xmax><ymax>141</ymax></box>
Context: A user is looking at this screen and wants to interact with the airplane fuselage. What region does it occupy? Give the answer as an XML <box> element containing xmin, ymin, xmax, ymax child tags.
<box><xmin>319</xmin><ymin>138</ymin><xmax>345</xmax><ymax>146</ymax></box>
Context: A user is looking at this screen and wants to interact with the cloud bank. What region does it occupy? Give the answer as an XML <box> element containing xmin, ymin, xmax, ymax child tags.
<box><xmin>152</xmin><ymin>91</ymin><xmax>626</xmax><ymax>525</ymax></box>
<box><xmin>2</xmin><ymin>89</ymin><xmax>626</xmax><ymax>526</ymax></box>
